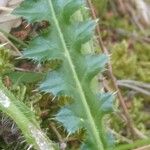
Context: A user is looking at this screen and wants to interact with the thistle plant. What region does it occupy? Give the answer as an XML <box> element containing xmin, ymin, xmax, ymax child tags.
<box><xmin>5</xmin><ymin>0</ymin><xmax>115</xmax><ymax>149</ymax></box>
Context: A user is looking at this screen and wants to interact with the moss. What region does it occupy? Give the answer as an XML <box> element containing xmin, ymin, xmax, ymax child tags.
<box><xmin>135</xmin><ymin>43</ymin><xmax>150</xmax><ymax>61</ymax></box>
<box><xmin>111</xmin><ymin>40</ymin><xmax>137</xmax><ymax>79</ymax></box>
<box><xmin>110</xmin><ymin>40</ymin><xmax>150</xmax><ymax>82</ymax></box>
<box><xmin>134</xmin><ymin>43</ymin><xmax>150</xmax><ymax>82</ymax></box>
<box><xmin>0</xmin><ymin>47</ymin><xmax>14</xmax><ymax>74</ymax></box>
<box><xmin>102</xmin><ymin>15</ymin><xmax>135</xmax><ymax>32</ymax></box>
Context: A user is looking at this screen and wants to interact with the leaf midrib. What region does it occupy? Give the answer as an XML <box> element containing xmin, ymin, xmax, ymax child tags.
<box><xmin>47</xmin><ymin>0</ymin><xmax>104</xmax><ymax>149</ymax></box>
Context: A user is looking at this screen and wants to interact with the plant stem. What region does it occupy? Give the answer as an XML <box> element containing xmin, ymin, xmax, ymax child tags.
<box><xmin>47</xmin><ymin>0</ymin><xmax>104</xmax><ymax>149</ymax></box>
<box><xmin>0</xmin><ymin>80</ymin><xmax>55</xmax><ymax>150</ymax></box>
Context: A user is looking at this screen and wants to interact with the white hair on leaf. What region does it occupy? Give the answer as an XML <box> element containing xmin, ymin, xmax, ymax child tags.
<box><xmin>0</xmin><ymin>90</ymin><xmax>11</xmax><ymax>108</ymax></box>
<box><xmin>29</xmin><ymin>124</ymin><xmax>54</xmax><ymax>150</ymax></box>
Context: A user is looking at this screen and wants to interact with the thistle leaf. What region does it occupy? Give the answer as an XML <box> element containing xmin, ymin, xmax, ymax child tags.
<box><xmin>98</xmin><ymin>92</ymin><xmax>115</xmax><ymax>113</ymax></box>
<box><xmin>62</xmin><ymin>0</ymin><xmax>83</xmax><ymax>22</ymax></box>
<box><xmin>14</xmin><ymin>0</ymin><xmax>114</xmax><ymax>149</ymax></box>
<box><xmin>39</xmin><ymin>70</ymin><xmax>76</xmax><ymax>96</ymax></box>
<box><xmin>84</xmin><ymin>54</ymin><xmax>108</xmax><ymax>80</ymax></box>
<box><xmin>68</xmin><ymin>20</ymin><xmax>96</xmax><ymax>49</ymax></box>
<box><xmin>13</xmin><ymin>0</ymin><xmax>83</xmax><ymax>23</ymax></box>
<box><xmin>13</xmin><ymin>0</ymin><xmax>51</xmax><ymax>22</ymax></box>
<box><xmin>22</xmin><ymin>31</ymin><xmax>64</xmax><ymax>62</ymax></box>
<box><xmin>56</xmin><ymin>107</ymin><xmax>84</xmax><ymax>133</ymax></box>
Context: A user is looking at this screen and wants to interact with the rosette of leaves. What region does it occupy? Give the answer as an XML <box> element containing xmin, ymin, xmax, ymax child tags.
<box><xmin>14</xmin><ymin>0</ymin><xmax>115</xmax><ymax>149</ymax></box>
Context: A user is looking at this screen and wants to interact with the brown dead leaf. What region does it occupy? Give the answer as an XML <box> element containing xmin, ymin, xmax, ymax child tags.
<box><xmin>0</xmin><ymin>0</ymin><xmax>22</xmax><ymax>32</ymax></box>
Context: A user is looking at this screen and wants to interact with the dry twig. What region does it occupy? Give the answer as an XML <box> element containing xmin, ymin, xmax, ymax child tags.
<box><xmin>117</xmin><ymin>80</ymin><xmax>150</xmax><ymax>96</ymax></box>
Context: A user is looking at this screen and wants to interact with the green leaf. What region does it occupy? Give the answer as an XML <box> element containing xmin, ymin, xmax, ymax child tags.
<box><xmin>81</xmin><ymin>132</ymin><xmax>115</xmax><ymax>150</ymax></box>
<box><xmin>39</xmin><ymin>70</ymin><xmax>76</xmax><ymax>96</ymax></box>
<box><xmin>14</xmin><ymin>0</ymin><xmax>114</xmax><ymax>149</ymax></box>
<box><xmin>22</xmin><ymin>31</ymin><xmax>64</xmax><ymax>62</ymax></box>
<box><xmin>81</xmin><ymin>142</ymin><xmax>95</xmax><ymax>150</ymax></box>
<box><xmin>62</xmin><ymin>0</ymin><xmax>83</xmax><ymax>22</ymax></box>
<box><xmin>98</xmin><ymin>92</ymin><xmax>115</xmax><ymax>113</ymax></box>
<box><xmin>13</xmin><ymin>0</ymin><xmax>83</xmax><ymax>23</ymax></box>
<box><xmin>5</xmin><ymin>71</ymin><xmax>44</xmax><ymax>83</ymax></box>
<box><xmin>13</xmin><ymin>0</ymin><xmax>51</xmax><ymax>22</ymax></box>
<box><xmin>56</xmin><ymin>107</ymin><xmax>84</xmax><ymax>133</ymax></box>
<box><xmin>84</xmin><ymin>54</ymin><xmax>108</xmax><ymax>80</ymax></box>
<box><xmin>73</xmin><ymin>20</ymin><xmax>96</xmax><ymax>48</ymax></box>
